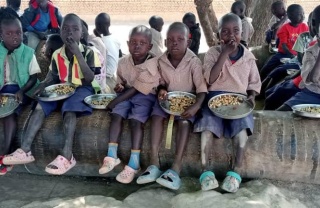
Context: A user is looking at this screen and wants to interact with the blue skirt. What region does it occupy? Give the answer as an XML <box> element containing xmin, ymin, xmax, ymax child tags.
<box><xmin>285</xmin><ymin>88</ymin><xmax>320</xmax><ymax>108</ymax></box>
<box><xmin>194</xmin><ymin>91</ymin><xmax>254</xmax><ymax>139</ymax></box>
<box><xmin>38</xmin><ymin>86</ymin><xmax>94</xmax><ymax>117</ymax></box>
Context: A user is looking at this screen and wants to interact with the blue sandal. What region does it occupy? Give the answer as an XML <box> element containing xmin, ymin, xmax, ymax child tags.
<box><xmin>221</xmin><ymin>171</ymin><xmax>242</xmax><ymax>193</ymax></box>
<box><xmin>156</xmin><ymin>169</ymin><xmax>181</xmax><ymax>190</ymax></box>
<box><xmin>199</xmin><ymin>171</ymin><xmax>219</xmax><ymax>191</ymax></box>
<box><xmin>136</xmin><ymin>165</ymin><xmax>162</xmax><ymax>184</ymax></box>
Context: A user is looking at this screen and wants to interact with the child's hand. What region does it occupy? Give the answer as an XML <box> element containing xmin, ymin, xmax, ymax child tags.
<box><xmin>15</xmin><ymin>90</ymin><xmax>23</xmax><ymax>104</ymax></box>
<box><xmin>181</xmin><ymin>104</ymin><xmax>199</xmax><ymax>119</ymax></box>
<box><xmin>158</xmin><ymin>89</ymin><xmax>168</xmax><ymax>101</ymax></box>
<box><xmin>114</xmin><ymin>83</ymin><xmax>125</xmax><ymax>93</ymax></box>
<box><xmin>32</xmin><ymin>84</ymin><xmax>45</xmax><ymax>97</ymax></box>
<box><xmin>65</xmin><ymin>36</ymin><xmax>81</xmax><ymax>56</ymax></box>
<box><xmin>221</xmin><ymin>40</ymin><xmax>237</xmax><ymax>55</ymax></box>
<box><xmin>247</xmin><ymin>94</ymin><xmax>255</xmax><ymax>107</ymax></box>
<box><xmin>106</xmin><ymin>100</ymin><xmax>116</xmax><ymax>111</ymax></box>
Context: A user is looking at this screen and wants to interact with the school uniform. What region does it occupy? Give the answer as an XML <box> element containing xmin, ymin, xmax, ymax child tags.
<box><xmin>194</xmin><ymin>45</ymin><xmax>261</xmax><ymax>138</ymax></box>
<box><xmin>0</xmin><ymin>43</ymin><xmax>40</xmax><ymax>114</ymax></box>
<box><xmin>241</xmin><ymin>17</ymin><xmax>254</xmax><ymax>46</ymax></box>
<box><xmin>150</xmin><ymin>28</ymin><xmax>164</xmax><ymax>57</ymax></box>
<box><xmin>111</xmin><ymin>54</ymin><xmax>160</xmax><ymax>123</ymax></box>
<box><xmin>151</xmin><ymin>49</ymin><xmax>207</xmax><ymax>122</ymax></box>
<box><xmin>39</xmin><ymin>44</ymin><xmax>101</xmax><ymax>117</ymax></box>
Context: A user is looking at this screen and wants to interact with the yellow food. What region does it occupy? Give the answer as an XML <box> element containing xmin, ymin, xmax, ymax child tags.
<box><xmin>168</xmin><ymin>96</ymin><xmax>195</xmax><ymax>113</ymax></box>
<box><xmin>209</xmin><ymin>95</ymin><xmax>243</xmax><ymax>109</ymax></box>
<box><xmin>48</xmin><ymin>85</ymin><xmax>75</xmax><ymax>95</ymax></box>
<box><xmin>0</xmin><ymin>96</ymin><xmax>8</xmax><ymax>107</ymax></box>
<box><xmin>299</xmin><ymin>106</ymin><xmax>320</xmax><ymax>114</ymax></box>
<box><xmin>91</xmin><ymin>97</ymin><xmax>113</xmax><ymax>106</ymax></box>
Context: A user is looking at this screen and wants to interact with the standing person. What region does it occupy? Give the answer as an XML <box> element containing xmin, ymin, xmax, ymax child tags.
<box><xmin>149</xmin><ymin>15</ymin><xmax>164</xmax><ymax>56</ymax></box>
<box><xmin>194</xmin><ymin>13</ymin><xmax>261</xmax><ymax>193</ymax></box>
<box><xmin>94</xmin><ymin>13</ymin><xmax>121</xmax><ymax>94</ymax></box>
<box><xmin>3</xmin><ymin>13</ymin><xmax>101</xmax><ymax>175</ymax></box>
<box><xmin>136</xmin><ymin>22</ymin><xmax>207</xmax><ymax>190</ymax></box>
<box><xmin>231</xmin><ymin>1</ymin><xmax>254</xmax><ymax>47</ymax></box>
<box><xmin>183</xmin><ymin>12</ymin><xmax>201</xmax><ymax>55</ymax></box>
<box><xmin>21</xmin><ymin>0</ymin><xmax>62</xmax><ymax>50</ymax></box>
<box><xmin>0</xmin><ymin>7</ymin><xmax>40</xmax><ymax>175</ymax></box>
<box><xmin>6</xmin><ymin>0</ymin><xmax>23</xmax><ymax>16</ymax></box>
<box><xmin>98</xmin><ymin>25</ymin><xmax>161</xmax><ymax>184</ymax></box>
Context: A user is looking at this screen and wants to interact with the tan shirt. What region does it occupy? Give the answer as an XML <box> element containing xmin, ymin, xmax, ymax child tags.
<box><xmin>158</xmin><ymin>49</ymin><xmax>207</xmax><ymax>94</ymax></box>
<box><xmin>203</xmin><ymin>45</ymin><xmax>261</xmax><ymax>95</ymax></box>
<box><xmin>300</xmin><ymin>44</ymin><xmax>320</xmax><ymax>93</ymax></box>
<box><xmin>242</xmin><ymin>17</ymin><xmax>254</xmax><ymax>44</ymax></box>
<box><xmin>150</xmin><ymin>28</ymin><xmax>164</xmax><ymax>56</ymax></box>
<box><xmin>116</xmin><ymin>54</ymin><xmax>160</xmax><ymax>95</ymax></box>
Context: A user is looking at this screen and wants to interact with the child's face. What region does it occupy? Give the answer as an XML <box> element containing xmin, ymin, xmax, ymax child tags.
<box><xmin>36</xmin><ymin>0</ymin><xmax>48</xmax><ymax>10</ymax></box>
<box><xmin>183</xmin><ymin>19</ymin><xmax>194</xmax><ymax>29</ymax></box>
<box><xmin>165</xmin><ymin>28</ymin><xmax>190</xmax><ymax>56</ymax></box>
<box><xmin>60</xmin><ymin>17</ymin><xmax>82</xmax><ymax>45</ymax></box>
<box><xmin>272</xmin><ymin>4</ymin><xmax>286</xmax><ymax>18</ymax></box>
<box><xmin>127</xmin><ymin>33</ymin><xmax>152</xmax><ymax>60</ymax></box>
<box><xmin>96</xmin><ymin>17</ymin><xmax>109</xmax><ymax>36</ymax></box>
<box><xmin>219</xmin><ymin>20</ymin><xmax>241</xmax><ymax>45</ymax></box>
<box><xmin>288</xmin><ymin>7</ymin><xmax>304</xmax><ymax>25</ymax></box>
<box><xmin>1</xmin><ymin>19</ymin><xmax>23</xmax><ymax>51</ymax></box>
<box><xmin>156</xmin><ymin>20</ymin><xmax>164</xmax><ymax>32</ymax></box>
<box><xmin>231</xmin><ymin>7</ymin><xmax>245</xmax><ymax>19</ymax></box>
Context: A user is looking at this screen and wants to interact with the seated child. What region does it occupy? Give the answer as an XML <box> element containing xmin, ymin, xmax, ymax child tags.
<box><xmin>183</xmin><ymin>12</ymin><xmax>201</xmax><ymax>55</ymax></box>
<box><xmin>81</xmin><ymin>19</ymin><xmax>107</xmax><ymax>93</ymax></box>
<box><xmin>0</xmin><ymin>7</ymin><xmax>39</xmax><ymax>175</ymax></box>
<box><xmin>21</xmin><ymin>0</ymin><xmax>63</xmax><ymax>50</ymax></box>
<box><xmin>98</xmin><ymin>25</ymin><xmax>161</xmax><ymax>184</ymax></box>
<box><xmin>94</xmin><ymin>13</ymin><xmax>121</xmax><ymax>94</ymax></box>
<box><xmin>231</xmin><ymin>1</ymin><xmax>254</xmax><ymax>47</ymax></box>
<box><xmin>149</xmin><ymin>15</ymin><xmax>164</xmax><ymax>56</ymax></box>
<box><xmin>136</xmin><ymin>22</ymin><xmax>207</xmax><ymax>190</ymax></box>
<box><xmin>44</xmin><ymin>34</ymin><xmax>63</xmax><ymax>61</ymax></box>
<box><xmin>265</xmin><ymin>1</ymin><xmax>287</xmax><ymax>50</ymax></box>
<box><xmin>6</xmin><ymin>0</ymin><xmax>23</xmax><ymax>16</ymax></box>
<box><xmin>277</xmin><ymin>6</ymin><xmax>320</xmax><ymax>111</ymax></box>
<box><xmin>3</xmin><ymin>13</ymin><xmax>101</xmax><ymax>175</ymax></box>
<box><xmin>260</xmin><ymin>4</ymin><xmax>308</xmax><ymax>81</ymax></box>
<box><xmin>194</xmin><ymin>13</ymin><xmax>261</xmax><ymax>193</ymax></box>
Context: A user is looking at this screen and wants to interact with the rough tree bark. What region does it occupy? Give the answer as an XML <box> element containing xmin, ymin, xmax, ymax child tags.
<box><xmin>194</xmin><ymin>0</ymin><xmax>218</xmax><ymax>47</ymax></box>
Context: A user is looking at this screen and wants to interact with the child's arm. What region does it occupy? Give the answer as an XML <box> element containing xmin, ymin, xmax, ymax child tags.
<box><xmin>305</xmin><ymin>41</ymin><xmax>320</xmax><ymax>83</ymax></box>
<box><xmin>271</xmin><ymin>14</ymin><xmax>287</xmax><ymax>30</ymax></box>
<box><xmin>281</xmin><ymin>43</ymin><xmax>295</xmax><ymax>57</ymax></box>
<box><xmin>15</xmin><ymin>74</ymin><xmax>37</xmax><ymax>103</ymax></box>
<box><xmin>20</xmin><ymin>8</ymin><xmax>36</xmax><ymax>32</ymax></box>
<box><xmin>247</xmin><ymin>59</ymin><xmax>262</xmax><ymax>106</ymax></box>
<box><xmin>181</xmin><ymin>92</ymin><xmax>206</xmax><ymax>119</ymax></box>
<box><xmin>106</xmin><ymin>87</ymin><xmax>138</xmax><ymax>111</ymax></box>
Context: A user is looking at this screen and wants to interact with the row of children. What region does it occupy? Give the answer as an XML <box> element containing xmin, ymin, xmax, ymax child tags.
<box><xmin>0</xmin><ymin>2</ymin><xmax>261</xmax><ymax>193</ymax></box>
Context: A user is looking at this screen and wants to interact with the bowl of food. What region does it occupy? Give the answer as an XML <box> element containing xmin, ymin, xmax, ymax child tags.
<box><xmin>0</xmin><ymin>93</ymin><xmax>19</xmax><ymax>118</ymax></box>
<box><xmin>37</xmin><ymin>83</ymin><xmax>76</xmax><ymax>102</ymax></box>
<box><xmin>84</xmin><ymin>94</ymin><xmax>116</xmax><ymax>109</ymax></box>
<box><xmin>208</xmin><ymin>93</ymin><xmax>254</xmax><ymax>119</ymax></box>
<box><xmin>292</xmin><ymin>104</ymin><xmax>320</xmax><ymax>118</ymax></box>
<box><xmin>159</xmin><ymin>91</ymin><xmax>196</xmax><ymax>116</ymax></box>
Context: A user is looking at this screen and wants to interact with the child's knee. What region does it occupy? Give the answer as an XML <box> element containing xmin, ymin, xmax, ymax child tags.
<box><xmin>234</xmin><ymin>129</ymin><xmax>248</xmax><ymax>148</ymax></box>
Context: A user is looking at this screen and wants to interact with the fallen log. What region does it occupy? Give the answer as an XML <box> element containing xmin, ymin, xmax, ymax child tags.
<box><xmin>1</xmin><ymin>108</ymin><xmax>320</xmax><ymax>185</ymax></box>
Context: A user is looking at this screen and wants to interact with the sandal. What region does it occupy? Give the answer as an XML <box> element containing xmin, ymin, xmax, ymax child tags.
<box><xmin>3</xmin><ymin>148</ymin><xmax>35</xmax><ymax>165</ymax></box>
<box><xmin>99</xmin><ymin>156</ymin><xmax>121</xmax><ymax>174</ymax></box>
<box><xmin>136</xmin><ymin>165</ymin><xmax>162</xmax><ymax>184</ymax></box>
<box><xmin>156</xmin><ymin>169</ymin><xmax>181</xmax><ymax>190</ymax></box>
<box><xmin>45</xmin><ymin>155</ymin><xmax>76</xmax><ymax>175</ymax></box>
<box><xmin>221</xmin><ymin>171</ymin><xmax>242</xmax><ymax>193</ymax></box>
<box><xmin>116</xmin><ymin>165</ymin><xmax>138</xmax><ymax>184</ymax></box>
<box><xmin>199</xmin><ymin>171</ymin><xmax>219</xmax><ymax>191</ymax></box>
<box><xmin>0</xmin><ymin>156</ymin><xmax>13</xmax><ymax>176</ymax></box>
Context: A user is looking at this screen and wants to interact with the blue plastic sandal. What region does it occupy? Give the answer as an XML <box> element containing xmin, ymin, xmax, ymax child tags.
<box><xmin>136</xmin><ymin>165</ymin><xmax>162</xmax><ymax>184</ymax></box>
<box><xmin>199</xmin><ymin>171</ymin><xmax>219</xmax><ymax>191</ymax></box>
<box><xmin>156</xmin><ymin>169</ymin><xmax>181</xmax><ymax>190</ymax></box>
<box><xmin>221</xmin><ymin>171</ymin><xmax>242</xmax><ymax>193</ymax></box>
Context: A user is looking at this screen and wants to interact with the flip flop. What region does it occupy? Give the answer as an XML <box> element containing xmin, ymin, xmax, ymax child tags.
<box><xmin>116</xmin><ymin>165</ymin><xmax>139</xmax><ymax>184</ymax></box>
<box><xmin>199</xmin><ymin>171</ymin><xmax>219</xmax><ymax>191</ymax></box>
<box><xmin>45</xmin><ymin>155</ymin><xmax>76</xmax><ymax>175</ymax></box>
<box><xmin>2</xmin><ymin>148</ymin><xmax>35</xmax><ymax>165</ymax></box>
<box><xmin>99</xmin><ymin>156</ymin><xmax>121</xmax><ymax>175</ymax></box>
<box><xmin>156</xmin><ymin>169</ymin><xmax>181</xmax><ymax>190</ymax></box>
<box><xmin>221</xmin><ymin>171</ymin><xmax>242</xmax><ymax>193</ymax></box>
<box><xmin>136</xmin><ymin>165</ymin><xmax>162</xmax><ymax>184</ymax></box>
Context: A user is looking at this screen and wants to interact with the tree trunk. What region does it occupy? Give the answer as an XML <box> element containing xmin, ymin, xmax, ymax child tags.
<box><xmin>194</xmin><ymin>0</ymin><xmax>218</xmax><ymax>47</ymax></box>
<box><xmin>241</xmin><ymin>0</ymin><xmax>257</xmax><ymax>17</ymax></box>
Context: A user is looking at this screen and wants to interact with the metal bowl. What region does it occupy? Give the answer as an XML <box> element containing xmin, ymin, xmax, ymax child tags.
<box><xmin>159</xmin><ymin>91</ymin><xmax>196</xmax><ymax>116</ymax></box>
<box><xmin>84</xmin><ymin>94</ymin><xmax>116</xmax><ymax>109</ymax></box>
<box><xmin>208</xmin><ymin>93</ymin><xmax>254</xmax><ymax>119</ymax></box>
<box><xmin>292</xmin><ymin>104</ymin><xmax>320</xmax><ymax>118</ymax></box>
<box><xmin>0</xmin><ymin>93</ymin><xmax>19</xmax><ymax>118</ymax></box>
<box><xmin>37</xmin><ymin>83</ymin><xmax>76</xmax><ymax>102</ymax></box>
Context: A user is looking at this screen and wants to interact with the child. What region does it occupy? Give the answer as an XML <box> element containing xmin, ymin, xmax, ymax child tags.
<box><xmin>94</xmin><ymin>13</ymin><xmax>121</xmax><ymax>94</ymax></box>
<box><xmin>21</xmin><ymin>0</ymin><xmax>63</xmax><ymax>50</ymax></box>
<box><xmin>136</xmin><ymin>22</ymin><xmax>207</xmax><ymax>190</ymax></box>
<box><xmin>265</xmin><ymin>1</ymin><xmax>287</xmax><ymax>51</ymax></box>
<box><xmin>3</xmin><ymin>13</ymin><xmax>101</xmax><ymax>175</ymax></box>
<box><xmin>277</xmin><ymin>6</ymin><xmax>320</xmax><ymax>111</ymax></box>
<box><xmin>183</xmin><ymin>12</ymin><xmax>201</xmax><ymax>55</ymax></box>
<box><xmin>149</xmin><ymin>15</ymin><xmax>164</xmax><ymax>56</ymax></box>
<box><xmin>44</xmin><ymin>34</ymin><xmax>63</xmax><ymax>61</ymax></box>
<box><xmin>6</xmin><ymin>0</ymin><xmax>23</xmax><ymax>16</ymax></box>
<box><xmin>194</xmin><ymin>13</ymin><xmax>261</xmax><ymax>193</ymax></box>
<box><xmin>98</xmin><ymin>25</ymin><xmax>161</xmax><ymax>184</ymax></box>
<box><xmin>260</xmin><ymin>4</ymin><xmax>308</xmax><ymax>81</ymax></box>
<box><xmin>231</xmin><ymin>1</ymin><xmax>254</xmax><ymax>47</ymax></box>
<box><xmin>0</xmin><ymin>7</ymin><xmax>40</xmax><ymax>175</ymax></box>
